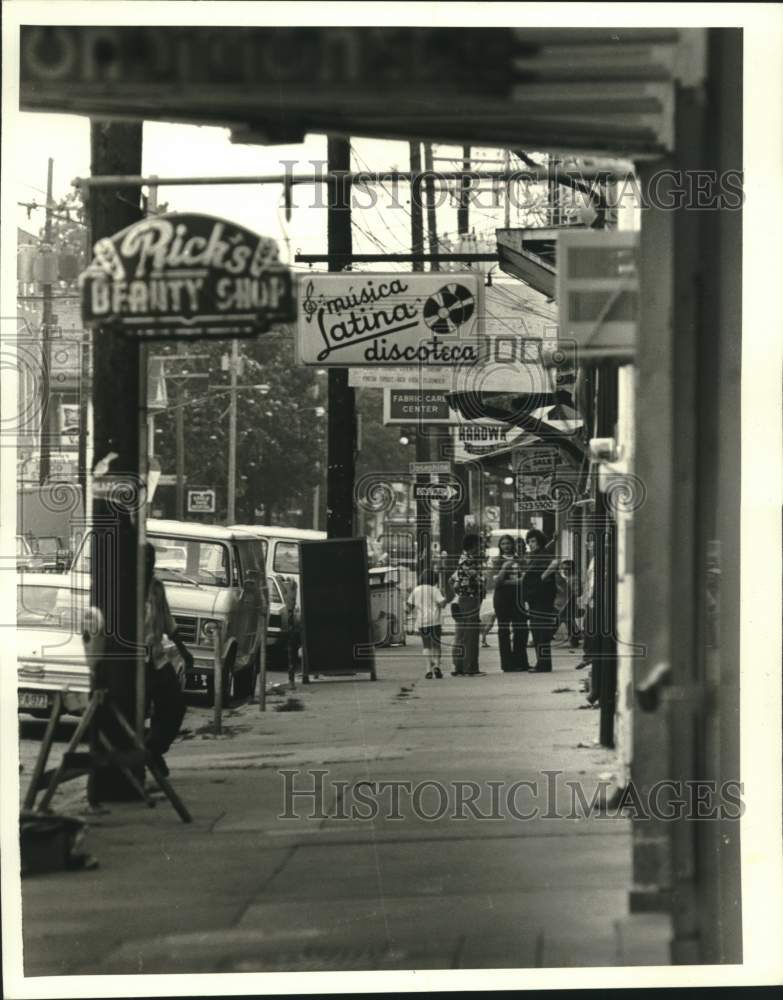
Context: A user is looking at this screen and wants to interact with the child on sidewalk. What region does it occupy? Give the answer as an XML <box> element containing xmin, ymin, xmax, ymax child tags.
<box><xmin>406</xmin><ymin>569</ymin><xmax>448</xmax><ymax>678</ymax></box>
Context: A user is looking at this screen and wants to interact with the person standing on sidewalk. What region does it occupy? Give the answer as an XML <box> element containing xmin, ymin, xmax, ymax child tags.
<box><xmin>407</xmin><ymin>569</ymin><xmax>448</xmax><ymax>679</ymax></box>
<box><xmin>522</xmin><ymin>529</ymin><xmax>558</xmax><ymax>673</ymax></box>
<box><xmin>554</xmin><ymin>559</ymin><xmax>582</xmax><ymax>650</ymax></box>
<box><xmin>144</xmin><ymin>543</ymin><xmax>193</xmax><ymax>776</ymax></box>
<box><xmin>576</xmin><ymin>536</ymin><xmax>599</xmax><ymax>708</ymax></box>
<box><xmin>491</xmin><ymin>534</ymin><xmax>530</xmax><ymax>672</ymax></box>
<box><xmin>449</xmin><ymin>533</ymin><xmax>485</xmax><ymax>676</ymax></box>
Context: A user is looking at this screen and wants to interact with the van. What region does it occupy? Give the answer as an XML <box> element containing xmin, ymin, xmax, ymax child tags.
<box><xmin>146</xmin><ymin>520</ymin><xmax>267</xmax><ymax>703</ymax></box>
<box><xmin>230</xmin><ymin>525</ymin><xmax>326</xmax><ymax>618</ymax></box>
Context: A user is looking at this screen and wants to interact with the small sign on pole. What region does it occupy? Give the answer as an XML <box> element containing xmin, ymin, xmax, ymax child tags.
<box><xmin>410</xmin><ymin>461</ymin><xmax>452</xmax><ymax>476</ymax></box>
<box><xmin>187</xmin><ymin>488</ymin><xmax>216</xmax><ymax>514</ymax></box>
<box><xmin>412</xmin><ymin>482</ymin><xmax>461</xmax><ymax>502</ymax></box>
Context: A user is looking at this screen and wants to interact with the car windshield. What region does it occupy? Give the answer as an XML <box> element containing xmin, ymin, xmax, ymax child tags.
<box><xmin>150</xmin><ymin>537</ymin><xmax>230</xmax><ymax>586</ymax></box>
<box><xmin>35</xmin><ymin>537</ymin><xmax>61</xmax><ymax>555</ymax></box>
<box><xmin>17</xmin><ymin>584</ymin><xmax>89</xmax><ymax>632</ymax></box>
<box><xmin>273</xmin><ymin>541</ymin><xmax>300</xmax><ymax>574</ymax></box>
<box><xmin>17</xmin><ymin>536</ymin><xmax>33</xmax><ymax>556</ymax></box>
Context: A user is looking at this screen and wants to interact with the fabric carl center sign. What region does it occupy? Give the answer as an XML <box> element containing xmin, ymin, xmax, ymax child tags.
<box><xmin>80</xmin><ymin>213</ymin><xmax>295</xmax><ymax>338</ymax></box>
<box><xmin>296</xmin><ymin>272</ymin><xmax>481</xmax><ymax>366</ymax></box>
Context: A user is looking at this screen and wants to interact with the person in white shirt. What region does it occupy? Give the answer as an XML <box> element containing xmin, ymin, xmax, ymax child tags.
<box><xmin>406</xmin><ymin>569</ymin><xmax>448</xmax><ymax>679</ymax></box>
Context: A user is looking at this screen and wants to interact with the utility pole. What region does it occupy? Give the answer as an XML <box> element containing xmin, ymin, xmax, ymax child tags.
<box><xmin>227</xmin><ymin>338</ymin><xmax>239</xmax><ymax>523</ymax></box>
<box><xmin>409</xmin><ymin>141</ymin><xmax>432</xmax><ymax>577</ymax></box>
<box><xmin>423</xmin><ymin>143</ymin><xmax>453</xmax><ymax>572</ymax></box>
<box><xmin>325</xmin><ymin>136</ymin><xmax>356</xmax><ymax>539</ymax></box>
<box><xmin>87</xmin><ymin>121</ymin><xmax>145</xmax><ymax>802</ymax></box>
<box><xmin>443</xmin><ymin>146</ymin><xmax>474</xmax><ymax>561</ymax></box>
<box><xmin>38</xmin><ymin>157</ymin><xmax>54</xmax><ymax>485</ymax></box>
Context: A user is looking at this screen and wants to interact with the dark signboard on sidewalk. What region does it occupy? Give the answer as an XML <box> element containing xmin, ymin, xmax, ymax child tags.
<box><xmin>299</xmin><ymin>538</ymin><xmax>376</xmax><ymax>681</ymax></box>
<box><xmin>80</xmin><ymin>213</ymin><xmax>295</xmax><ymax>339</ymax></box>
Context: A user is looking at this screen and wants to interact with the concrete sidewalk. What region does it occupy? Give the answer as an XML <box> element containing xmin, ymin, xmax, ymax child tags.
<box><xmin>20</xmin><ymin>637</ymin><xmax>671</xmax><ymax>974</ymax></box>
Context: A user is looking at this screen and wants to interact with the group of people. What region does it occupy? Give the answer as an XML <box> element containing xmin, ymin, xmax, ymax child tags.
<box><xmin>407</xmin><ymin>530</ymin><xmax>596</xmax><ymax>680</ymax></box>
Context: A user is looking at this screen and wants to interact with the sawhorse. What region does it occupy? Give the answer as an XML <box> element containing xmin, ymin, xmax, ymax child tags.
<box><xmin>24</xmin><ymin>689</ymin><xmax>192</xmax><ymax>824</ymax></box>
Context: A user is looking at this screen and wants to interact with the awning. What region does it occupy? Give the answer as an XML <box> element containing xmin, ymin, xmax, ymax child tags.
<box><xmin>496</xmin><ymin>234</ymin><xmax>556</xmax><ymax>298</ymax></box>
<box><xmin>447</xmin><ymin>390</ymin><xmax>585</xmax><ymax>466</ymax></box>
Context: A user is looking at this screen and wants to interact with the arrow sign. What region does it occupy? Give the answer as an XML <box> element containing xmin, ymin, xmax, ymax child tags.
<box><xmin>413</xmin><ymin>483</ymin><xmax>460</xmax><ymax>502</ymax></box>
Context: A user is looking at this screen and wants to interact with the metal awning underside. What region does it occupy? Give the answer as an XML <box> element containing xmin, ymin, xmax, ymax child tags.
<box><xmin>496</xmin><ymin>227</ymin><xmax>568</xmax><ymax>298</ymax></box>
<box><xmin>19</xmin><ymin>27</ymin><xmax>687</xmax><ymax>155</ymax></box>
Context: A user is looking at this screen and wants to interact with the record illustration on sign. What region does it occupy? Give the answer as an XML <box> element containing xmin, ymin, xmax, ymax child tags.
<box><xmin>422</xmin><ymin>283</ymin><xmax>476</xmax><ymax>335</ymax></box>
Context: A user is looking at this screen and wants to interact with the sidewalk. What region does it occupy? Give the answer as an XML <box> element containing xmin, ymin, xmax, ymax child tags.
<box><xmin>20</xmin><ymin>637</ymin><xmax>671</xmax><ymax>974</ymax></box>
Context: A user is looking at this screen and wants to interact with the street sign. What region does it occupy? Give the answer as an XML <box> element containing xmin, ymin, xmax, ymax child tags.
<box><xmin>187</xmin><ymin>488</ymin><xmax>216</xmax><ymax>514</ymax></box>
<box><xmin>80</xmin><ymin>213</ymin><xmax>295</xmax><ymax>339</ymax></box>
<box><xmin>412</xmin><ymin>483</ymin><xmax>460</xmax><ymax>502</ymax></box>
<box><xmin>410</xmin><ymin>461</ymin><xmax>452</xmax><ymax>476</ymax></box>
<box><xmin>296</xmin><ymin>273</ymin><xmax>481</xmax><ymax>366</ymax></box>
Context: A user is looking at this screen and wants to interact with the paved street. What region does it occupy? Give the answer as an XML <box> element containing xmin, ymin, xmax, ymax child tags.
<box><xmin>19</xmin><ymin>638</ymin><xmax>670</xmax><ymax>974</ymax></box>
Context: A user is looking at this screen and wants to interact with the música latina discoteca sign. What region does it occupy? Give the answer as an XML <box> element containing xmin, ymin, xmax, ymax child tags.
<box><xmin>80</xmin><ymin>213</ymin><xmax>295</xmax><ymax>338</ymax></box>
<box><xmin>296</xmin><ymin>272</ymin><xmax>482</xmax><ymax>366</ymax></box>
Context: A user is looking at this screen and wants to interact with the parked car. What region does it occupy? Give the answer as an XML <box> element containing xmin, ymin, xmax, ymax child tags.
<box><xmin>146</xmin><ymin>519</ymin><xmax>267</xmax><ymax>704</ymax></box>
<box><xmin>30</xmin><ymin>534</ymin><xmax>71</xmax><ymax>573</ymax></box>
<box><xmin>16</xmin><ymin>574</ymin><xmax>99</xmax><ymax>717</ymax></box>
<box><xmin>16</xmin><ymin>535</ymin><xmax>45</xmax><ymax>573</ymax></box>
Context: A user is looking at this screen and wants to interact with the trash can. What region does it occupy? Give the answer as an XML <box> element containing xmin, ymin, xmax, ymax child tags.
<box><xmin>368</xmin><ymin>567</ymin><xmax>405</xmax><ymax>646</ymax></box>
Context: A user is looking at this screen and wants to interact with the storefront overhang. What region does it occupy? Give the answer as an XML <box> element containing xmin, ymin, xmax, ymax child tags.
<box><xmin>20</xmin><ymin>27</ymin><xmax>684</xmax><ymax>155</ymax></box>
<box><xmin>496</xmin><ymin>230</ymin><xmax>557</xmax><ymax>298</ymax></box>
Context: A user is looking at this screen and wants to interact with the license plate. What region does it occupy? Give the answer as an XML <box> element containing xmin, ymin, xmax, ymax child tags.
<box><xmin>19</xmin><ymin>691</ymin><xmax>51</xmax><ymax>710</ymax></box>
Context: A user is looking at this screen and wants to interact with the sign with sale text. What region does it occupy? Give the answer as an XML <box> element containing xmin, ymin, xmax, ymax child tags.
<box><xmin>296</xmin><ymin>272</ymin><xmax>482</xmax><ymax>366</ymax></box>
<box><xmin>80</xmin><ymin>213</ymin><xmax>295</xmax><ymax>338</ymax></box>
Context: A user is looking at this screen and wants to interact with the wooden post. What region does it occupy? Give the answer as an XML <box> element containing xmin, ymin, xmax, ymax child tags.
<box><xmin>258</xmin><ymin>609</ymin><xmax>267</xmax><ymax>711</ymax></box>
<box><xmin>410</xmin><ymin>142</ymin><xmax>431</xmax><ymax>577</ymax></box>
<box><xmin>87</xmin><ymin>121</ymin><xmax>145</xmax><ymax>804</ymax></box>
<box><xmin>325</xmin><ymin>137</ymin><xmax>355</xmax><ymax>539</ymax></box>
<box><xmin>212</xmin><ymin>627</ymin><xmax>223</xmax><ymax>736</ymax></box>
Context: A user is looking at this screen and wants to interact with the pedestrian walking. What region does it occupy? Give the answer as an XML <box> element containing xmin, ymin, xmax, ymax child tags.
<box><xmin>144</xmin><ymin>543</ymin><xmax>193</xmax><ymax>776</ymax></box>
<box><xmin>449</xmin><ymin>532</ymin><xmax>485</xmax><ymax>676</ymax></box>
<box><xmin>522</xmin><ymin>529</ymin><xmax>558</xmax><ymax>672</ymax></box>
<box><xmin>491</xmin><ymin>534</ymin><xmax>530</xmax><ymax>671</ymax></box>
<box><xmin>407</xmin><ymin>569</ymin><xmax>448</xmax><ymax>678</ymax></box>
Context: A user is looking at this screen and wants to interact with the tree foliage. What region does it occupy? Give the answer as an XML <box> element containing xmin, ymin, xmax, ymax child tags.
<box><xmin>153</xmin><ymin>332</ymin><xmax>326</xmax><ymax>526</ymax></box>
